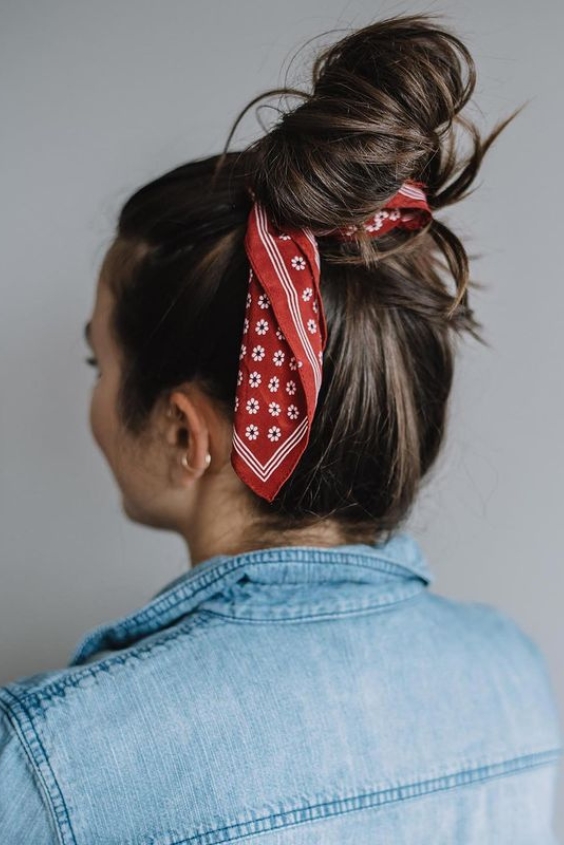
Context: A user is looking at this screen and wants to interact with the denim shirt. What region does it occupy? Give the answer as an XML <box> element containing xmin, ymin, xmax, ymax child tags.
<box><xmin>0</xmin><ymin>532</ymin><xmax>562</xmax><ymax>844</ymax></box>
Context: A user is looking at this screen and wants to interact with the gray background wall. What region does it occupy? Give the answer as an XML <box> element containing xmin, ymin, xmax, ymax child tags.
<box><xmin>1</xmin><ymin>0</ymin><xmax>562</xmax><ymax>833</ymax></box>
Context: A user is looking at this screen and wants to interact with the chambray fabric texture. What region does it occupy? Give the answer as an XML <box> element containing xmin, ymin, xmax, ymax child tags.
<box><xmin>0</xmin><ymin>531</ymin><xmax>561</xmax><ymax>844</ymax></box>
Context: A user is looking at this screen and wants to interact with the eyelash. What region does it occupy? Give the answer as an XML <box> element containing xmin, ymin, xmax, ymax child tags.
<box><xmin>84</xmin><ymin>356</ymin><xmax>99</xmax><ymax>370</ymax></box>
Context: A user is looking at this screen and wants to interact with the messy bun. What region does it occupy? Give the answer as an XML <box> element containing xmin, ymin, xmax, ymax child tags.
<box><xmin>249</xmin><ymin>18</ymin><xmax>477</xmax><ymax>224</ymax></box>
<box><xmin>103</xmin><ymin>12</ymin><xmax>522</xmax><ymax>547</ymax></box>
<box><xmin>221</xmin><ymin>12</ymin><xmax>520</xmax><ymax>319</ymax></box>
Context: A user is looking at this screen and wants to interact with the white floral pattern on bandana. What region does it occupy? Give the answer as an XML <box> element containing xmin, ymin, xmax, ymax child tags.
<box><xmin>231</xmin><ymin>181</ymin><xmax>431</xmax><ymax>502</ymax></box>
<box><xmin>332</xmin><ymin>181</ymin><xmax>431</xmax><ymax>240</ymax></box>
<box><xmin>231</xmin><ymin>203</ymin><xmax>327</xmax><ymax>503</ymax></box>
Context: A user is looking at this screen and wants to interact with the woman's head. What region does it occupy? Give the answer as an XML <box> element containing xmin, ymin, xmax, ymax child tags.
<box><xmin>86</xmin><ymin>12</ymin><xmax>520</xmax><ymax>557</ymax></box>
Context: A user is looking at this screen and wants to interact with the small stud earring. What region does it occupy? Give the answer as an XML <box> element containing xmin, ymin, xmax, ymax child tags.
<box><xmin>181</xmin><ymin>452</ymin><xmax>211</xmax><ymax>471</ymax></box>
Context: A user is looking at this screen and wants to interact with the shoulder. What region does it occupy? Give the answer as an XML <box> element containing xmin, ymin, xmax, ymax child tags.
<box><xmin>420</xmin><ymin>592</ymin><xmax>563</xmax><ymax>751</ymax></box>
<box><xmin>0</xmin><ymin>615</ymin><xmax>237</xmax><ymax>843</ymax></box>
<box><xmin>0</xmin><ymin>698</ymin><xmax>61</xmax><ymax>843</ymax></box>
<box><xmin>0</xmin><ymin>611</ymin><xmax>230</xmax><ymax>772</ymax></box>
<box><xmin>437</xmin><ymin>593</ymin><xmax>557</xmax><ymax>685</ymax></box>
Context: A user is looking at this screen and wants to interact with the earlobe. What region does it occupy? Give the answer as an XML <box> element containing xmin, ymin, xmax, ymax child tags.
<box><xmin>165</xmin><ymin>388</ymin><xmax>212</xmax><ymax>479</ymax></box>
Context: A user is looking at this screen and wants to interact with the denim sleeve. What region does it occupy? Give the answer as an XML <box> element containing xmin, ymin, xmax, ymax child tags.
<box><xmin>0</xmin><ymin>708</ymin><xmax>58</xmax><ymax>844</ymax></box>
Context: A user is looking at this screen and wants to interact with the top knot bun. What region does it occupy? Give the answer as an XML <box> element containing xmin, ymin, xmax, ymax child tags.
<box><xmin>233</xmin><ymin>12</ymin><xmax>514</xmax><ymax>241</ymax></box>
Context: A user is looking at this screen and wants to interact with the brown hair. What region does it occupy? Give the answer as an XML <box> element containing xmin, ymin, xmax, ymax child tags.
<box><xmin>99</xmin><ymin>12</ymin><xmax>522</xmax><ymax>547</ymax></box>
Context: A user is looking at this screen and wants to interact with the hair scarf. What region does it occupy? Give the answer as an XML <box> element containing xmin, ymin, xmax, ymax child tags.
<box><xmin>231</xmin><ymin>180</ymin><xmax>432</xmax><ymax>502</ymax></box>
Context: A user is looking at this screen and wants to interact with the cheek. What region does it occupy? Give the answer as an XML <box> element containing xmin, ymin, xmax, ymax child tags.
<box><xmin>89</xmin><ymin>378</ymin><xmax>114</xmax><ymax>462</ymax></box>
<box><xmin>88</xmin><ymin>375</ymin><xmax>150</xmax><ymax>491</ymax></box>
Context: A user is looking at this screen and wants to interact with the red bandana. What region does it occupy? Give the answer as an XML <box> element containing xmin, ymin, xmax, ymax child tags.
<box><xmin>231</xmin><ymin>180</ymin><xmax>431</xmax><ymax>502</ymax></box>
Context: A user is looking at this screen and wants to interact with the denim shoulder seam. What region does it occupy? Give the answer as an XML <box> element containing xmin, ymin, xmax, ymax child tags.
<box><xmin>0</xmin><ymin>611</ymin><xmax>223</xmax><ymax>712</ymax></box>
<box><xmin>0</xmin><ymin>692</ymin><xmax>76</xmax><ymax>845</ymax></box>
<box><xmin>158</xmin><ymin>748</ymin><xmax>563</xmax><ymax>845</ymax></box>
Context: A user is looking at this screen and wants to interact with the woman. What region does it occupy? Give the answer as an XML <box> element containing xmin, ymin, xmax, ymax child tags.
<box><xmin>0</xmin><ymin>12</ymin><xmax>561</xmax><ymax>843</ymax></box>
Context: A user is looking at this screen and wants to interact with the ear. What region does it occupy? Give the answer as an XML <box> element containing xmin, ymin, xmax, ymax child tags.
<box><xmin>164</xmin><ymin>388</ymin><xmax>211</xmax><ymax>481</ymax></box>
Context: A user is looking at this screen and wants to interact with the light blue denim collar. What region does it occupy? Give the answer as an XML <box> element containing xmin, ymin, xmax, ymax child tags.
<box><xmin>69</xmin><ymin>531</ymin><xmax>432</xmax><ymax>666</ymax></box>
<box><xmin>153</xmin><ymin>530</ymin><xmax>432</xmax><ymax>593</ymax></box>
